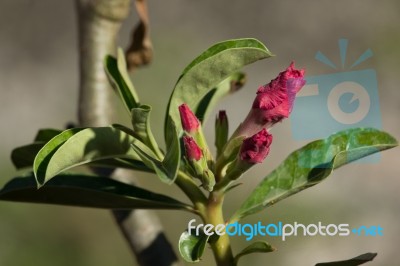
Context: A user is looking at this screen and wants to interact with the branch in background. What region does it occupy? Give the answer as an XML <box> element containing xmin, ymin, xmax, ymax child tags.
<box><xmin>75</xmin><ymin>0</ymin><xmax>179</xmax><ymax>265</ymax></box>
<box><xmin>126</xmin><ymin>0</ymin><xmax>153</xmax><ymax>71</ymax></box>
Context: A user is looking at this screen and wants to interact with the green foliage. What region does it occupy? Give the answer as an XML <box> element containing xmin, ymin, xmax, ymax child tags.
<box><xmin>165</xmin><ymin>38</ymin><xmax>272</xmax><ymax>145</ymax></box>
<box><xmin>33</xmin><ymin>127</ymin><xmax>144</xmax><ymax>187</ymax></box>
<box><xmin>178</xmin><ymin>231</ymin><xmax>211</xmax><ymax>263</ymax></box>
<box><xmin>315</xmin><ymin>253</ymin><xmax>377</xmax><ymax>266</ymax></box>
<box><xmin>231</xmin><ymin>128</ymin><xmax>398</xmax><ymax>222</ymax></box>
<box><xmin>105</xmin><ymin>48</ymin><xmax>140</xmax><ymax>111</ymax></box>
<box><xmin>131</xmin><ymin>105</ymin><xmax>163</xmax><ymax>158</ymax></box>
<box><xmin>0</xmin><ymin>173</ymin><xmax>191</xmax><ymax>210</ymax></box>
<box><xmin>195</xmin><ymin>72</ymin><xmax>246</xmax><ymax>123</ymax></box>
<box><xmin>2</xmin><ymin>38</ymin><xmax>398</xmax><ymax>266</ymax></box>
<box><xmin>234</xmin><ymin>241</ymin><xmax>275</xmax><ymax>265</ymax></box>
<box><xmin>131</xmin><ymin>123</ymin><xmax>180</xmax><ymax>184</ymax></box>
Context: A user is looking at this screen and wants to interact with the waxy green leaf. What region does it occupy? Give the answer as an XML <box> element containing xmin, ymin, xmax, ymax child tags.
<box><xmin>165</xmin><ymin>38</ymin><xmax>272</xmax><ymax>146</ymax></box>
<box><xmin>131</xmin><ymin>105</ymin><xmax>163</xmax><ymax>158</ymax></box>
<box><xmin>178</xmin><ymin>231</ymin><xmax>210</xmax><ymax>263</ymax></box>
<box><xmin>11</xmin><ymin>142</ymin><xmax>149</xmax><ymax>173</ymax></box>
<box><xmin>11</xmin><ymin>142</ymin><xmax>44</xmax><ymax>169</ymax></box>
<box><xmin>131</xmin><ymin>122</ymin><xmax>180</xmax><ymax>184</ymax></box>
<box><xmin>34</xmin><ymin>127</ymin><xmax>142</xmax><ymax>187</ymax></box>
<box><xmin>195</xmin><ymin>72</ymin><xmax>246</xmax><ymax>124</ymax></box>
<box><xmin>0</xmin><ymin>174</ymin><xmax>191</xmax><ymax>211</ymax></box>
<box><xmin>231</xmin><ymin>128</ymin><xmax>398</xmax><ymax>222</ymax></box>
<box><xmin>34</xmin><ymin>128</ymin><xmax>62</xmax><ymax>142</ymax></box>
<box><xmin>234</xmin><ymin>241</ymin><xmax>275</xmax><ymax>264</ymax></box>
<box><xmin>105</xmin><ymin>48</ymin><xmax>140</xmax><ymax>111</ymax></box>
<box><xmin>12</xmin><ymin>128</ymin><xmax>64</xmax><ymax>169</ymax></box>
<box><xmin>315</xmin><ymin>252</ymin><xmax>377</xmax><ymax>266</ymax></box>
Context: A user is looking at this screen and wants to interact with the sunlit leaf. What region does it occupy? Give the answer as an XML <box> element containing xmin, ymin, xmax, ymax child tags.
<box><xmin>131</xmin><ymin>105</ymin><xmax>163</xmax><ymax>158</ymax></box>
<box><xmin>178</xmin><ymin>231</ymin><xmax>209</xmax><ymax>263</ymax></box>
<box><xmin>164</xmin><ymin>38</ymin><xmax>272</xmax><ymax>148</ymax></box>
<box><xmin>34</xmin><ymin>127</ymin><xmax>141</xmax><ymax>187</ymax></box>
<box><xmin>105</xmin><ymin>48</ymin><xmax>140</xmax><ymax>111</ymax></box>
<box><xmin>231</xmin><ymin>128</ymin><xmax>398</xmax><ymax>222</ymax></box>
<box><xmin>195</xmin><ymin>72</ymin><xmax>246</xmax><ymax>123</ymax></box>
<box><xmin>131</xmin><ymin>123</ymin><xmax>180</xmax><ymax>184</ymax></box>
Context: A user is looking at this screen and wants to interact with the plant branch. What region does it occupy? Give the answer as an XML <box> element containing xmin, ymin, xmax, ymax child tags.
<box><xmin>75</xmin><ymin>1</ymin><xmax>180</xmax><ymax>265</ymax></box>
<box><xmin>206</xmin><ymin>191</ymin><xmax>235</xmax><ymax>266</ymax></box>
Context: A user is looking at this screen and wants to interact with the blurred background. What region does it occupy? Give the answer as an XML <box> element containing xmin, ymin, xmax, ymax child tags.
<box><xmin>0</xmin><ymin>0</ymin><xmax>399</xmax><ymax>265</ymax></box>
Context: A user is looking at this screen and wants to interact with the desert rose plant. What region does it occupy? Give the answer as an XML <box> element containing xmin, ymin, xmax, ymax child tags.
<box><xmin>1</xmin><ymin>38</ymin><xmax>397</xmax><ymax>266</ymax></box>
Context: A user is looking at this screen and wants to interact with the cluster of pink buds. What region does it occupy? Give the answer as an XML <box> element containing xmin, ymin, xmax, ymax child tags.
<box><xmin>179</xmin><ymin>104</ymin><xmax>215</xmax><ymax>191</ymax></box>
<box><xmin>179</xmin><ymin>62</ymin><xmax>305</xmax><ymax>190</ymax></box>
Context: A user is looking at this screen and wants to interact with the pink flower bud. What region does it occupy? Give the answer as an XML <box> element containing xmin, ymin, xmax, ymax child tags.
<box><xmin>252</xmin><ymin>62</ymin><xmax>305</xmax><ymax>122</ymax></box>
<box><xmin>179</xmin><ymin>104</ymin><xmax>200</xmax><ymax>133</ymax></box>
<box><xmin>183</xmin><ymin>136</ymin><xmax>202</xmax><ymax>161</ymax></box>
<box><xmin>239</xmin><ymin>129</ymin><xmax>273</xmax><ymax>164</ymax></box>
<box><xmin>233</xmin><ymin>62</ymin><xmax>305</xmax><ymax>138</ymax></box>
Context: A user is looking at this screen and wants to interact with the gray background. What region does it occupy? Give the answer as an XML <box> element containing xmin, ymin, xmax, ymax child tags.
<box><xmin>0</xmin><ymin>1</ymin><xmax>399</xmax><ymax>265</ymax></box>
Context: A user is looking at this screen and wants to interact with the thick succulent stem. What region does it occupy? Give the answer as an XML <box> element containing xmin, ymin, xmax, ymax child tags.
<box><xmin>75</xmin><ymin>1</ymin><xmax>180</xmax><ymax>265</ymax></box>
<box><xmin>206</xmin><ymin>191</ymin><xmax>235</xmax><ymax>266</ymax></box>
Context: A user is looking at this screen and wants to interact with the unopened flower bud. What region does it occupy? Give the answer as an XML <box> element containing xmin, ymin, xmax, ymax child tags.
<box><xmin>179</xmin><ymin>103</ymin><xmax>213</xmax><ymax>163</ymax></box>
<box><xmin>215</xmin><ymin>110</ymin><xmax>229</xmax><ymax>157</ymax></box>
<box><xmin>239</xmin><ymin>129</ymin><xmax>273</xmax><ymax>164</ymax></box>
<box><xmin>233</xmin><ymin>62</ymin><xmax>305</xmax><ymax>138</ymax></box>
<box><xmin>182</xmin><ymin>135</ymin><xmax>215</xmax><ymax>191</ymax></box>
<box><xmin>183</xmin><ymin>136</ymin><xmax>202</xmax><ymax>161</ymax></box>
<box><xmin>215</xmin><ymin>129</ymin><xmax>273</xmax><ymax>190</ymax></box>
<box><xmin>179</xmin><ymin>104</ymin><xmax>200</xmax><ymax>133</ymax></box>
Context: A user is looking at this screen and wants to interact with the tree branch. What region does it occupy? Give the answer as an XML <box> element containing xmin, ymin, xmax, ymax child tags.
<box><xmin>75</xmin><ymin>1</ymin><xmax>180</xmax><ymax>265</ymax></box>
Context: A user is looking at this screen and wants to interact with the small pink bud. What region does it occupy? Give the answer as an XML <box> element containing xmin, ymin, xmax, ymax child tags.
<box><xmin>239</xmin><ymin>129</ymin><xmax>273</xmax><ymax>164</ymax></box>
<box><xmin>183</xmin><ymin>136</ymin><xmax>202</xmax><ymax>161</ymax></box>
<box><xmin>179</xmin><ymin>104</ymin><xmax>200</xmax><ymax>133</ymax></box>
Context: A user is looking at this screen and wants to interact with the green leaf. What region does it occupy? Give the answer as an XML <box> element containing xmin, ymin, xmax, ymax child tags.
<box><xmin>315</xmin><ymin>252</ymin><xmax>377</xmax><ymax>266</ymax></box>
<box><xmin>165</xmin><ymin>38</ymin><xmax>272</xmax><ymax>145</ymax></box>
<box><xmin>131</xmin><ymin>123</ymin><xmax>180</xmax><ymax>184</ymax></box>
<box><xmin>162</xmin><ymin>121</ymin><xmax>181</xmax><ymax>183</ymax></box>
<box><xmin>11</xmin><ymin>143</ymin><xmax>44</xmax><ymax>169</ymax></box>
<box><xmin>234</xmin><ymin>241</ymin><xmax>275</xmax><ymax>264</ymax></box>
<box><xmin>34</xmin><ymin>127</ymin><xmax>141</xmax><ymax>187</ymax></box>
<box><xmin>131</xmin><ymin>140</ymin><xmax>170</xmax><ymax>182</ymax></box>
<box><xmin>34</xmin><ymin>128</ymin><xmax>62</xmax><ymax>142</ymax></box>
<box><xmin>231</xmin><ymin>128</ymin><xmax>398</xmax><ymax>222</ymax></box>
<box><xmin>12</xmin><ymin>128</ymin><xmax>63</xmax><ymax>169</ymax></box>
<box><xmin>105</xmin><ymin>48</ymin><xmax>139</xmax><ymax>111</ymax></box>
<box><xmin>215</xmin><ymin>135</ymin><xmax>245</xmax><ymax>177</ymax></box>
<box><xmin>195</xmin><ymin>72</ymin><xmax>246</xmax><ymax>123</ymax></box>
<box><xmin>0</xmin><ymin>173</ymin><xmax>192</xmax><ymax>211</ymax></box>
<box><xmin>11</xmin><ymin>142</ymin><xmax>149</xmax><ymax>172</ymax></box>
<box><xmin>178</xmin><ymin>231</ymin><xmax>210</xmax><ymax>263</ymax></box>
<box><xmin>90</xmin><ymin>158</ymin><xmax>152</xmax><ymax>173</ymax></box>
<box><xmin>131</xmin><ymin>105</ymin><xmax>163</xmax><ymax>158</ymax></box>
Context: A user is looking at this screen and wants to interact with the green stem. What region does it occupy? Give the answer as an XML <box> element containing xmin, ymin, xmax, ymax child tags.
<box><xmin>214</xmin><ymin>167</ymin><xmax>243</xmax><ymax>192</ymax></box>
<box><xmin>175</xmin><ymin>171</ymin><xmax>207</xmax><ymax>216</ymax></box>
<box><xmin>176</xmin><ymin>172</ymin><xmax>235</xmax><ymax>265</ymax></box>
<box><xmin>206</xmin><ymin>191</ymin><xmax>235</xmax><ymax>266</ymax></box>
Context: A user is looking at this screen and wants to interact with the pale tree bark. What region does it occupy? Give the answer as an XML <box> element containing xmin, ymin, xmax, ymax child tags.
<box><xmin>75</xmin><ymin>0</ymin><xmax>180</xmax><ymax>265</ymax></box>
